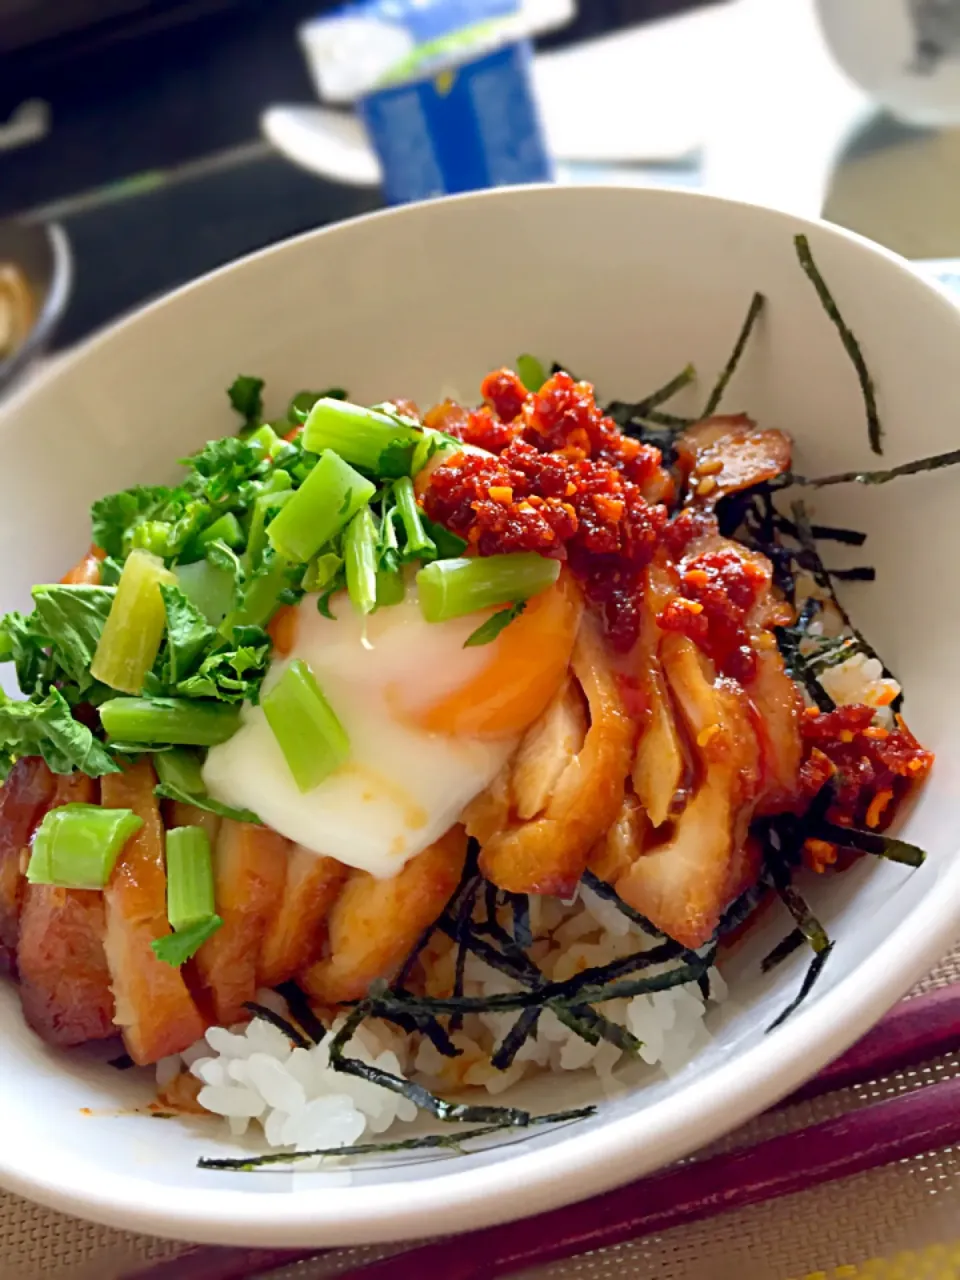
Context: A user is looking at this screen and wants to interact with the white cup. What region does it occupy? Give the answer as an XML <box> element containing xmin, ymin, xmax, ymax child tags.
<box><xmin>816</xmin><ymin>0</ymin><xmax>960</xmax><ymax>125</ymax></box>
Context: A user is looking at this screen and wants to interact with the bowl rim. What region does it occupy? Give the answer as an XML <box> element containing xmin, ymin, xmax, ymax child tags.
<box><xmin>1</xmin><ymin>183</ymin><xmax>959</xmax><ymax>1248</ymax></box>
<box><xmin>0</xmin><ymin>220</ymin><xmax>73</xmax><ymax>394</ymax></box>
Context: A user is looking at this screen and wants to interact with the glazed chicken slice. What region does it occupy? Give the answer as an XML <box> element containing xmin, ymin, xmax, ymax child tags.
<box><xmin>0</xmin><ymin>756</ymin><xmax>56</xmax><ymax>972</ymax></box>
<box><xmin>616</xmin><ymin>633</ymin><xmax>763</xmax><ymax>947</ymax></box>
<box><xmin>675</xmin><ymin>414</ymin><xmax>792</xmax><ymax>502</ymax></box>
<box><xmin>474</xmin><ymin>615</ymin><xmax>635</xmax><ymax>898</ymax></box>
<box><xmin>102</xmin><ymin>761</ymin><xmax>207</xmax><ymax>1065</ymax></box>
<box><xmin>301</xmin><ymin>825</ymin><xmax>467</xmax><ymax>1005</ymax></box>
<box><xmin>631</xmin><ymin>556</ymin><xmax>690</xmax><ymax>829</ymax></box>
<box><xmin>17</xmin><ymin>772</ymin><xmax>116</xmax><ymax>1047</ymax></box>
<box><xmin>258</xmin><ymin>847</ymin><xmax>349</xmax><ymax>989</ymax></box>
<box><xmin>192</xmin><ymin>819</ymin><xmax>289</xmax><ymax>1026</ymax></box>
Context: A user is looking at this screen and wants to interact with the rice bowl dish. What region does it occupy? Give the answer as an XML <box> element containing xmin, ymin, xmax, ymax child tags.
<box><xmin>0</xmin><ymin>185</ymin><xmax>957</xmax><ymax>1246</ymax></box>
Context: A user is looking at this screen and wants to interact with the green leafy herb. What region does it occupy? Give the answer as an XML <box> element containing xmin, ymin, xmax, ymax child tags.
<box><xmin>159</xmin><ymin>585</ymin><xmax>216</xmax><ymax>685</ymax></box>
<box><xmin>703</xmin><ymin>292</ymin><xmax>765</xmax><ymax>418</ymax></box>
<box><xmin>154</xmin><ymin>780</ymin><xmax>259</xmax><ymax>824</ymax></box>
<box><xmin>794</xmin><ymin>234</ymin><xmax>881</xmax><ymax>455</ymax></box>
<box><xmin>228</xmin><ymin>375</ymin><xmax>264</xmax><ymax>427</ymax></box>
<box><xmin>0</xmin><ymin>689</ymin><xmax>121</xmax><ymax>779</ymax></box>
<box><xmin>151</xmin><ymin>914</ymin><xmax>223</xmax><ymax>967</ymax></box>
<box><xmin>464</xmin><ymin>601</ymin><xmax>526</xmax><ymax>648</ymax></box>
<box><xmin>174</xmin><ymin>625</ymin><xmax>272</xmax><ymax>704</ymax></box>
<box><xmin>516</xmin><ymin>353</ymin><xmax>546</xmax><ymax>393</ymax></box>
<box><xmin>30</xmin><ymin>585</ymin><xmax>115</xmax><ymax>689</ymax></box>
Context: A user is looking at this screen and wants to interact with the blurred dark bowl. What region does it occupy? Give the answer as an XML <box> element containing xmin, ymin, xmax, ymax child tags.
<box><xmin>0</xmin><ymin>220</ymin><xmax>72</xmax><ymax>396</ymax></box>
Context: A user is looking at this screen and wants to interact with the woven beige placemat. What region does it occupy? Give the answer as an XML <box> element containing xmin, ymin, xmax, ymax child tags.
<box><xmin>4</xmin><ymin>949</ymin><xmax>960</xmax><ymax>1280</ymax></box>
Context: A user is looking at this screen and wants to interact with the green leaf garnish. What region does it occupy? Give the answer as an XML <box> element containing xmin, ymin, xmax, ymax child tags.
<box><xmin>151</xmin><ymin>914</ymin><xmax>223</xmax><ymax>967</ymax></box>
<box><xmin>464</xmin><ymin>601</ymin><xmax>526</xmax><ymax>648</ymax></box>
<box><xmin>228</xmin><ymin>375</ymin><xmax>264</xmax><ymax>426</ymax></box>
<box><xmin>0</xmin><ymin>689</ymin><xmax>121</xmax><ymax>780</ymax></box>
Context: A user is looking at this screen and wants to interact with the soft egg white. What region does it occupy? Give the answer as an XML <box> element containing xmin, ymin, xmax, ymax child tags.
<box><xmin>202</xmin><ymin>585</ymin><xmax>515</xmax><ymax>878</ymax></box>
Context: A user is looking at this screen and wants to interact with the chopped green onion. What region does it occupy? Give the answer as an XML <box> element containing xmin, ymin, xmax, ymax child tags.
<box><xmin>288</xmin><ymin>388</ymin><xmax>346</xmax><ymax>423</ymax></box>
<box><xmin>303</xmin><ymin>552</ymin><xmax>343</xmax><ymax>593</ymax></box>
<box><xmin>164</xmin><ymin>826</ymin><xmax>216</xmax><ymax>931</ymax></box>
<box><xmin>129</xmin><ymin>520</ymin><xmax>173</xmax><ymax>558</ymax></box>
<box><xmin>151</xmin><ymin>915</ymin><xmax>222</xmax><ymax>967</ymax></box>
<box><xmin>344</xmin><ymin>507</ymin><xmax>378</xmax><ymax>616</ymax></box>
<box><xmin>376</xmin><ymin>569</ymin><xmax>405</xmax><ymax>608</ymax></box>
<box><xmin>154</xmin><ymin>747</ymin><xmax>206</xmax><ymax>795</ymax></box>
<box><xmin>393</xmin><ymin>477</ymin><xmax>435</xmax><ymax>558</ymax></box>
<box><xmin>410</xmin><ymin>429</ymin><xmax>461</xmax><ymax>477</ymax></box>
<box><xmin>91</xmin><ymin>549</ymin><xmax>177</xmax><ymax>694</ymax></box>
<box><xmin>100</xmin><ymin>697</ymin><xmax>241</xmax><ymax>747</ymax></box>
<box><xmin>255</xmin><ymin>469</ymin><xmax>294</xmax><ymax>501</ymax></box>
<box><xmin>26</xmin><ymin>803</ymin><xmax>143</xmax><ymax>889</ymax></box>
<box><xmin>197</xmin><ymin>513</ymin><xmax>244</xmax><ymax>551</ymax></box>
<box><xmin>267</xmin><ymin>450</ymin><xmax>375</xmax><ymax>564</ymax></box>
<box><xmin>416</xmin><ymin>554</ymin><xmax>560</xmax><ymax>623</ymax></box>
<box><xmin>176</xmin><ymin>560</ymin><xmax>236</xmax><ymax>626</ymax></box>
<box><xmin>245</xmin><ymin>424</ymin><xmax>287</xmax><ymax>461</ymax></box>
<box><xmin>246</xmin><ymin>489</ymin><xmax>294</xmax><ymax>568</ymax></box>
<box><xmin>262</xmin><ymin>659</ymin><xmax>349</xmax><ymax>792</ymax></box>
<box><xmin>302</xmin><ymin>399</ymin><xmax>422</xmax><ymax>476</ymax></box>
<box><xmin>516</xmin><ymin>354</ymin><xmax>546</xmax><ymax>393</ymax></box>
<box><xmin>220</xmin><ymin>552</ymin><xmax>290</xmax><ymax>636</ymax></box>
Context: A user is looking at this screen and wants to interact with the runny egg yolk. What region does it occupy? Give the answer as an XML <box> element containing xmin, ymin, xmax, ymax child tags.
<box><xmin>203</xmin><ymin>573</ymin><xmax>577</xmax><ymax>878</ymax></box>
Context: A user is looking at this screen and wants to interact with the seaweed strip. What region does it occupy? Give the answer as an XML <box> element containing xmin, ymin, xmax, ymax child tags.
<box><xmin>581</xmin><ymin>869</ymin><xmax>664</xmax><ymax>936</ymax></box>
<box><xmin>824</xmin><ymin>566</ymin><xmax>876</xmax><ymax>582</ymax></box>
<box><xmin>808</xmin><ymin>818</ymin><xmax>926</xmax><ymax>868</ymax></box>
<box><xmin>274</xmin><ymin>981</ymin><xmax>326</xmax><ymax>1046</ymax></box>
<box><xmin>509</xmin><ymin>894</ymin><xmax>533</xmax><ymax>950</ymax></box>
<box><xmin>760</xmin><ymin>928</ymin><xmax>805</xmax><ymax>973</ymax></box>
<box><xmin>703</xmin><ymin>291</ymin><xmax>765</xmax><ymax>418</ymax></box>
<box><xmin>790</xmin><ymin>500</ymin><xmax>902</xmax><ymax>711</ymax></box>
<box><xmin>108</xmin><ymin>1053</ymin><xmax>135</xmax><ymax>1071</ymax></box>
<box><xmin>794</xmin><ymin>234</ymin><xmax>881</xmax><ymax>455</ymax></box>
<box><xmin>243</xmin><ymin>1002</ymin><xmax>312</xmax><ymax>1051</ymax></box>
<box><xmin>716</xmin><ymin>877</ymin><xmax>773</xmax><ymax>937</ymax></box>
<box><xmin>329</xmin><ymin>1003</ymin><xmax>546</xmax><ymax>1125</ymax></box>
<box><xmin>197</xmin><ymin>1108</ymin><xmax>597</xmax><ymax>1172</ymax></box>
<box><xmin>491</xmin><ymin>1008</ymin><xmax>543</xmax><ymax>1070</ymax></box>
<box><xmin>450</xmin><ymin>877</ymin><xmax>483</xmax><ymax>1032</ymax></box>
<box><xmin>776</xmin><ymin>620</ymin><xmax>836</xmax><ymax>713</ymax></box>
<box><xmin>793</xmin><ymin>448</ymin><xmax>960</xmax><ymax>488</ymax></box>
<box><xmin>611</xmin><ymin>364</ymin><xmax>696</xmax><ymax>420</ymax></box>
<box><xmin>767</xmin><ymin>942</ymin><xmax>834</xmax><ymax>1032</ymax></box>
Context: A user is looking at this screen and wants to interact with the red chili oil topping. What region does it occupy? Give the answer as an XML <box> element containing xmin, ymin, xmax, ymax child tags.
<box><xmin>422</xmin><ymin>371</ymin><xmax>671</xmax><ymax>651</ymax></box>
<box><xmin>799</xmin><ymin>704</ymin><xmax>934</xmax><ymax>827</ymax></box>
<box><xmin>656</xmin><ymin>546</ymin><xmax>768</xmax><ymax>682</ymax></box>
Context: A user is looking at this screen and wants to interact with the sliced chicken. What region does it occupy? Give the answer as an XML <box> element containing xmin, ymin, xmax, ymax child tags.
<box><xmin>17</xmin><ymin>772</ymin><xmax>116</xmax><ymax>1047</ymax></box>
<box><xmin>478</xmin><ymin>615</ymin><xmax>635</xmax><ymax>897</ymax></box>
<box><xmin>615</xmin><ymin>634</ymin><xmax>763</xmax><ymax>948</ymax></box>
<box><xmin>631</xmin><ymin>556</ymin><xmax>690</xmax><ymax>828</ymax></box>
<box><xmin>511</xmin><ymin>677</ymin><xmax>587</xmax><ymax>821</ymax></box>
<box><xmin>676</xmin><ymin>415</ymin><xmax>792</xmax><ymax>502</ymax></box>
<box><xmin>102</xmin><ymin>761</ymin><xmax>206</xmax><ymax>1065</ymax></box>
<box><xmin>587</xmin><ymin>789</ymin><xmax>649</xmax><ymax>884</ymax></box>
<box><xmin>301</xmin><ymin>825</ymin><xmax>467</xmax><ymax>1005</ymax></box>
<box><xmin>192</xmin><ymin>819</ymin><xmax>289</xmax><ymax>1025</ymax></box>
<box><xmin>258</xmin><ymin>847</ymin><xmax>349</xmax><ymax>989</ymax></box>
<box><xmin>0</xmin><ymin>756</ymin><xmax>56</xmax><ymax>972</ymax></box>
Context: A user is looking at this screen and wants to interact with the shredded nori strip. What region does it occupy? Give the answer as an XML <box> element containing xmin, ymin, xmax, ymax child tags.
<box><xmin>794</xmin><ymin>233</ymin><xmax>882</xmax><ymax>455</ymax></box>
<box><xmin>611</xmin><ymin>364</ymin><xmax>696</xmax><ymax>420</ymax></box>
<box><xmin>703</xmin><ymin>291</ymin><xmax>765</xmax><ymax>418</ymax></box>
<box><xmin>509</xmin><ymin>893</ymin><xmax>533</xmax><ymax>950</ymax></box>
<box><xmin>716</xmin><ymin>877</ymin><xmax>773</xmax><ymax>937</ymax></box>
<box><xmin>198</xmin><ymin>1107</ymin><xmax>597</xmax><ymax>1172</ymax></box>
<box><xmin>824</xmin><ymin>566</ymin><xmax>876</xmax><ymax>582</ymax></box>
<box><xmin>243</xmin><ymin>1002</ymin><xmax>313</xmax><ymax>1051</ymax></box>
<box><xmin>450</xmin><ymin>876</ymin><xmax>483</xmax><ymax>1032</ymax></box>
<box><xmin>793</xmin><ymin>447</ymin><xmax>960</xmax><ymax>488</ymax></box>
<box><xmin>808</xmin><ymin>818</ymin><xmax>926</xmax><ymax>867</ymax></box>
<box><xmin>767</xmin><ymin>943</ymin><xmax>834</xmax><ymax>1032</ymax></box>
<box><xmin>491</xmin><ymin>1008</ymin><xmax>543</xmax><ymax>1070</ymax></box>
<box><xmin>761</xmin><ymin>928</ymin><xmax>805</xmax><ymax>973</ymax></box>
<box><xmin>108</xmin><ymin>1052</ymin><xmax>135</xmax><ymax>1070</ymax></box>
<box><xmin>581</xmin><ymin>870</ymin><xmax>664</xmax><ymax>936</ymax></box>
<box><xmin>274</xmin><ymin>981</ymin><xmax>326</xmax><ymax>1046</ymax></box>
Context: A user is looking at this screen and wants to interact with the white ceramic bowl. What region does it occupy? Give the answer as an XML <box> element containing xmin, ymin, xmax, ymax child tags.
<box><xmin>1</xmin><ymin>186</ymin><xmax>959</xmax><ymax>1248</ymax></box>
